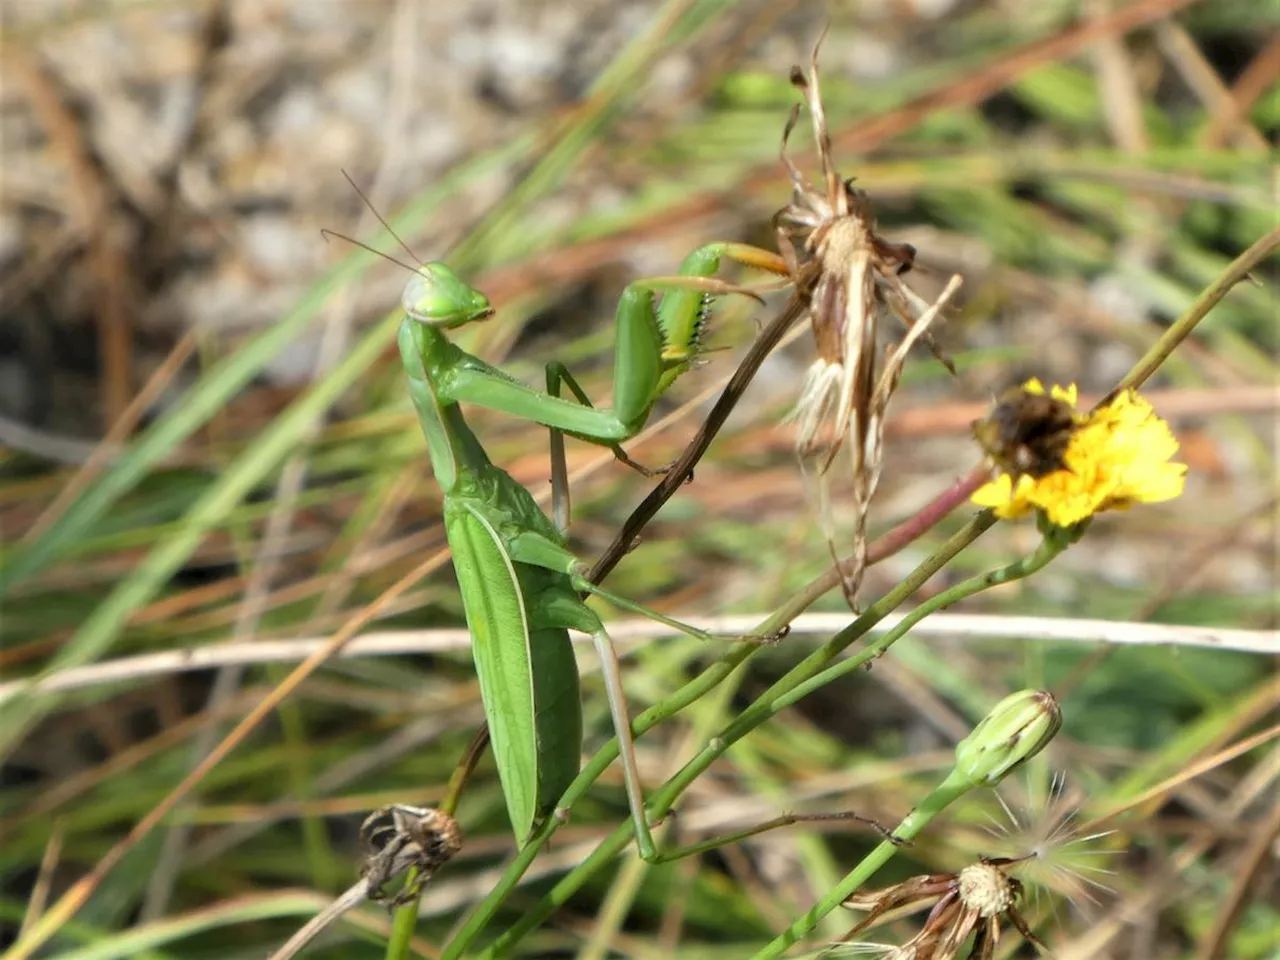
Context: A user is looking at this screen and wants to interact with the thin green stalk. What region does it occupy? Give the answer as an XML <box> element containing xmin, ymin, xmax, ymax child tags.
<box><xmin>775</xmin><ymin>529</ymin><xmax>1070</xmax><ymax>712</ymax></box>
<box><xmin>1107</xmin><ymin>224</ymin><xmax>1279</xmax><ymax>401</ymax></box>
<box><xmin>385</xmin><ymin>894</ymin><xmax>420</xmax><ymax>960</ymax></box>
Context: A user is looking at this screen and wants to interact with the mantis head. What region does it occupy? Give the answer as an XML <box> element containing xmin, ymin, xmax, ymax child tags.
<box><xmin>403</xmin><ymin>262</ymin><xmax>494</xmax><ymax>328</ymax></box>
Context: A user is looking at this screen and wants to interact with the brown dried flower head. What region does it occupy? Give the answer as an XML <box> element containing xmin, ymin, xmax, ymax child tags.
<box><xmin>360</xmin><ymin>804</ymin><xmax>463</xmax><ymax>907</ymax></box>
<box><xmin>835</xmin><ymin>856</ymin><xmax>1048</xmax><ymax>960</ymax></box>
<box><xmin>774</xmin><ymin>32</ymin><xmax>963</xmax><ymax>606</ymax></box>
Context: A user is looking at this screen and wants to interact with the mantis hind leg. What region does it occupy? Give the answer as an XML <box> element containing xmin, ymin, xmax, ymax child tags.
<box><xmin>583</xmin><ymin>623</ymin><xmax>888</xmax><ymax>866</ymax></box>
<box><xmin>585</xmin><ymin>625</ymin><xmax>660</xmax><ymax>861</ymax></box>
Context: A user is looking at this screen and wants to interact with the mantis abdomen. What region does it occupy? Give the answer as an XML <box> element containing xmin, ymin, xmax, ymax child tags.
<box><xmin>446</xmin><ymin>499</ymin><xmax>582</xmax><ymax>838</ymax></box>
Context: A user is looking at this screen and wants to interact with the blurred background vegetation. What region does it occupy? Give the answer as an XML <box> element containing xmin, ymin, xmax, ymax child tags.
<box><xmin>0</xmin><ymin>0</ymin><xmax>1275</xmax><ymax>957</ymax></box>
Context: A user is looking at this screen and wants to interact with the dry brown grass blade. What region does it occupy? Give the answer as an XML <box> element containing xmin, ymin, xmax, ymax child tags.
<box><xmin>1157</xmin><ymin>21</ymin><xmax>1271</xmax><ymax>152</ymax></box>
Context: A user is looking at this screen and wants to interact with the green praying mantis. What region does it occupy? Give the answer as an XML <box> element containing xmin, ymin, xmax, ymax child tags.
<box><xmin>390</xmin><ymin>234</ymin><xmax>791</xmax><ymax>861</ymax></box>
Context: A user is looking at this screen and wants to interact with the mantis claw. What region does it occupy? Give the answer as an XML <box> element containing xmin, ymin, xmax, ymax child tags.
<box><xmin>613</xmin><ymin>446</ymin><xmax>665</xmax><ymax>477</ymax></box>
<box><xmin>614</xmin><ymin>450</ymin><xmax>696</xmax><ymax>484</ymax></box>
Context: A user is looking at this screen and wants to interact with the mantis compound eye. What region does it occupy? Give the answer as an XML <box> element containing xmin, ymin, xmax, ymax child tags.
<box><xmin>403</xmin><ymin>262</ymin><xmax>494</xmax><ymax>328</ymax></box>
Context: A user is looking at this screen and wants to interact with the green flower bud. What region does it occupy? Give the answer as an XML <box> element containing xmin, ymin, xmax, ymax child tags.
<box><xmin>402</xmin><ymin>262</ymin><xmax>493</xmax><ymax>328</ymax></box>
<box><xmin>954</xmin><ymin>689</ymin><xmax>1061</xmax><ymax>788</ymax></box>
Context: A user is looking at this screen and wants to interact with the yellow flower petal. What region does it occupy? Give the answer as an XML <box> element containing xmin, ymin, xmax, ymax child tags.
<box><xmin>1049</xmin><ymin>383</ymin><xmax>1078</xmax><ymax>406</ymax></box>
<box><xmin>971</xmin><ymin>474</ymin><xmax>1034</xmax><ymax>518</ymax></box>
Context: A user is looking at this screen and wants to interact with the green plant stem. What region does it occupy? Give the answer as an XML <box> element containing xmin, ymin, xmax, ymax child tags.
<box><xmin>455</xmin><ymin>512</ymin><xmax>996</xmax><ymax>958</ymax></box>
<box><xmin>385</xmin><ymin>898</ymin><xmax>420</xmax><ymax>960</ymax></box>
<box><xmin>750</xmin><ymin>769</ymin><xmax>975</xmax><ymax>958</ymax></box>
<box><xmin>1108</xmin><ymin>224</ymin><xmax>1279</xmax><ymax>402</ymax></box>
<box><xmin>776</xmin><ymin>529</ymin><xmax>1068</xmax><ymax>711</ymax></box>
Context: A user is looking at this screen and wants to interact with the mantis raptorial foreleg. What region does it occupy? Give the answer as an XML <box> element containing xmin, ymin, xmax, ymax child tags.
<box><xmin>546</xmin><ymin>243</ymin><xmax>788</xmax><ymax>529</ymax></box>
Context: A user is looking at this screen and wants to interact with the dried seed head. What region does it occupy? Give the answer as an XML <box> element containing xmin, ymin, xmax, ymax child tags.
<box><xmin>360</xmin><ymin>805</ymin><xmax>462</xmax><ymax>906</ymax></box>
<box><xmin>957</xmin><ymin>861</ymin><xmax>1017</xmax><ymax>918</ymax></box>
<box><xmin>836</xmin><ymin>859</ymin><xmax>1044</xmax><ymax>959</ymax></box>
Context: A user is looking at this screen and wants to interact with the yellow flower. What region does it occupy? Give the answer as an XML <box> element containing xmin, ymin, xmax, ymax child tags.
<box><xmin>972</xmin><ymin>381</ymin><xmax>1187</xmax><ymax>528</ymax></box>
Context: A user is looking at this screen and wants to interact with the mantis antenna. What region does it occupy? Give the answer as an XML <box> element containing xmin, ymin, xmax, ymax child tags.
<box><xmin>319</xmin><ymin>228</ymin><xmax>418</xmax><ymax>275</ymax></box>
<box><xmin>339</xmin><ymin>169</ymin><xmax>427</xmax><ymax>267</ymax></box>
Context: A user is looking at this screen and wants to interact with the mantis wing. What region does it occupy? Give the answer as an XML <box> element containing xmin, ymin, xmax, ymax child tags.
<box><xmin>446</xmin><ymin>499</ymin><xmax>581</xmax><ymax>840</ymax></box>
